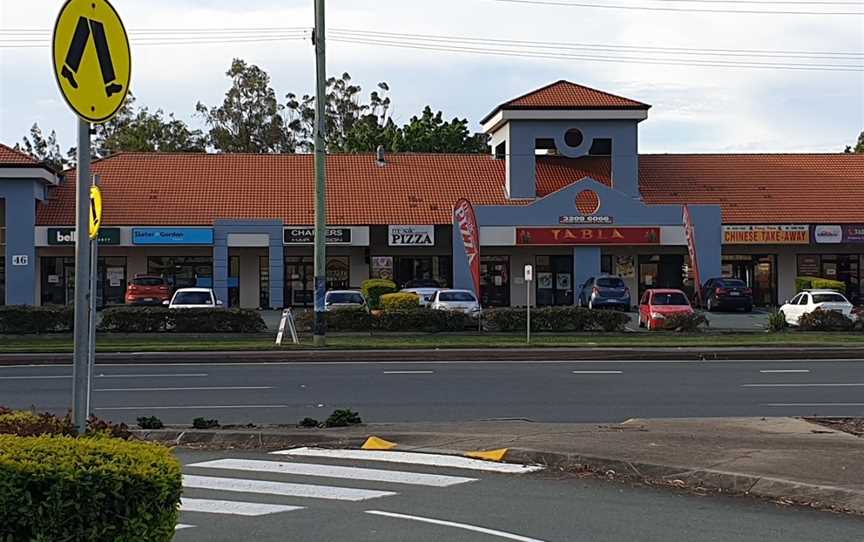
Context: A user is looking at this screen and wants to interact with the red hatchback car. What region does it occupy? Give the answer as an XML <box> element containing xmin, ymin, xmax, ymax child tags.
<box><xmin>125</xmin><ymin>275</ymin><xmax>171</xmax><ymax>305</ymax></box>
<box><xmin>638</xmin><ymin>289</ymin><xmax>694</xmax><ymax>330</ymax></box>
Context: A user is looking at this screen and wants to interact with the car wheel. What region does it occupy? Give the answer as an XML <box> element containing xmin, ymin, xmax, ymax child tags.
<box><xmin>706</xmin><ymin>297</ymin><xmax>714</xmax><ymax>312</ymax></box>
<box><xmin>588</xmin><ymin>299</ymin><xmax>594</xmax><ymax>310</ymax></box>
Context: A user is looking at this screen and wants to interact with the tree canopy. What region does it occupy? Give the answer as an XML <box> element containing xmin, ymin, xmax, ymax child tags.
<box><xmin>15</xmin><ymin>124</ymin><xmax>69</xmax><ymax>172</ymax></box>
<box><xmin>844</xmin><ymin>131</ymin><xmax>864</xmax><ymax>153</ymax></box>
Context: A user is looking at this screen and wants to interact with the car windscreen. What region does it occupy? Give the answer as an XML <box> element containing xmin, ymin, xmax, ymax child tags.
<box><xmin>651</xmin><ymin>292</ymin><xmax>689</xmax><ymax>306</ymax></box>
<box><xmin>717</xmin><ymin>279</ymin><xmax>746</xmax><ymax>288</ymax></box>
<box><xmin>439</xmin><ymin>292</ymin><xmax>476</xmax><ymax>302</ymax></box>
<box><xmin>172</xmin><ymin>292</ymin><xmax>212</xmax><ymax>305</ymax></box>
<box><xmin>596</xmin><ymin>278</ymin><xmax>625</xmax><ymax>288</ymax></box>
<box><xmin>133</xmin><ymin>277</ymin><xmax>164</xmax><ymax>287</ymax></box>
<box><xmin>813</xmin><ymin>293</ymin><xmax>847</xmax><ymax>304</ymax></box>
<box><xmin>328</xmin><ymin>293</ymin><xmax>364</xmax><ymax>304</ymax></box>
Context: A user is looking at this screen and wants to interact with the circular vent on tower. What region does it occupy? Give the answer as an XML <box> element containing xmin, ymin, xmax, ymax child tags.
<box><xmin>575</xmin><ymin>190</ymin><xmax>600</xmax><ymax>215</ymax></box>
<box><xmin>564</xmin><ymin>128</ymin><xmax>584</xmax><ymax>148</ymax></box>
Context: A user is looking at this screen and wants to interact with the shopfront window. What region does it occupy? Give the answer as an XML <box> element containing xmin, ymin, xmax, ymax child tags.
<box><xmin>797</xmin><ymin>254</ymin><xmax>861</xmax><ymax>304</ymax></box>
<box><xmin>638</xmin><ymin>255</ymin><xmax>685</xmax><ymax>299</ymax></box>
<box><xmin>0</xmin><ymin>256</ymin><xmax>5</xmax><ymax>306</ymax></box>
<box><xmin>722</xmin><ymin>255</ymin><xmax>776</xmax><ymax>306</ymax></box>
<box><xmin>480</xmin><ymin>256</ymin><xmax>510</xmax><ymax>307</ymax></box>
<box><xmin>535</xmin><ymin>255</ymin><xmax>573</xmax><ymax>306</ymax></box>
<box><xmin>147</xmin><ymin>257</ymin><xmax>213</xmax><ymax>290</ymax></box>
<box><xmin>284</xmin><ymin>256</ymin><xmax>350</xmax><ymax>307</ymax></box>
<box><xmin>390</xmin><ymin>256</ymin><xmax>451</xmax><ymax>288</ymax></box>
<box><xmin>259</xmin><ymin>256</ymin><xmax>270</xmax><ymax>308</ymax></box>
<box><xmin>41</xmin><ymin>256</ymin><xmax>127</xmax><ymax>307</ymax></box>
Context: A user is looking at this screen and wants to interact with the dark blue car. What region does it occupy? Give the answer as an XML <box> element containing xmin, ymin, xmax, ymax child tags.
<box><xmin>578</xmin><ymin>276</ymin><xmax>631</xmax><ymax>310</ymax></box>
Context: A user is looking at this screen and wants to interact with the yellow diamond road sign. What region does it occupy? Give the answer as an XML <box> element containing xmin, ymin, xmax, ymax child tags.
<box><xmin>52</xmin><ymin>0</ymin><xmax>130</xmax><ymax>124</ymax></box>
<box><xmin>89</xmin><ymin>186</ymin><xmax>102</xmax><ymax>240</ymax></box>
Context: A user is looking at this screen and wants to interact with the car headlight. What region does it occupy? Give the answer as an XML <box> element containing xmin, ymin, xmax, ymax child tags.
<box><xmin>651</xmin><ymin>312</ymin><xmax>666</xmax><ymax>319</ymax></box>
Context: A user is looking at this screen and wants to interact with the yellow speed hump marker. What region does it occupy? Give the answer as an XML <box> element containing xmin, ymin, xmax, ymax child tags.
<box><xmin>89</xmin><ymin>186</ymin><xmax>102</xmax><ymax>240</ymax></box>
<box><xmin>465</xmin><ymin>448</ymin><xmax>509</xmax><ymax>462</ymax></box>
<box><xmin>361</xmin><ymin>436</ymin><xmax>398</xmax><ymax>451</ymax></box>
<box><xmin>52</xmin><ymin>0</ymin><xmax>130</xmax><ymax>123</ymax></box>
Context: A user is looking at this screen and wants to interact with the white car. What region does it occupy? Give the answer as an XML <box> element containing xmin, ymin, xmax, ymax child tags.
<box><xmin>167</xmin><ymin>288</ymin><xmax>222</xmax><ymax>309</ymax></box>
<box><xmin>324</xmin><ymin>290</ymin><xmax>368</xmax><ymax>311</ymax></box>
<box><xmin>401</xmin><ymin>287</ymin><xmax>440</xmax><ymax>307</ymax></box>
<box><xmin>430</xmin><ymin>289</ymin><xmax>481</xmax><ymax>314</ymax></box>
<box><xmin>778</xmin><ymin>290</ymin><xmax>854</xmax><ymax>326</ymax></box>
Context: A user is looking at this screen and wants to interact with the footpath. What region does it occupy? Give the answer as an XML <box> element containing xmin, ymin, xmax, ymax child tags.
<box><xmin>138</xmin><ymin>417</ymin><xmax>864</xmax><ymax>515</ymax></box>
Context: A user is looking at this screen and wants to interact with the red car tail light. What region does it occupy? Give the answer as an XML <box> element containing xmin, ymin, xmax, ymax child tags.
<box><xmin>715</xmin><ymin>287</ymin><xmax>728</xmax><ymax>295</ymax></box>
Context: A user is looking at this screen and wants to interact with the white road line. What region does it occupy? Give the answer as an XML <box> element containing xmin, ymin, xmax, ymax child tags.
<box><xmin>0</xmin><ymin>375</ymin><xmax>70</xmax><ymax>380</ymax></box>
<box><xmin>187</xmin><ymin>458</ymin><xmax>476</xmax><ymax>487</ymax></box>
<box><xmin>759</xmin><ymin>369</ymin><xmax>810</xmax><ymax>373</ymax></box>
<box><xmin>365</xmin><ymin>510</ymin><xmax>548</xmax><ymax>542</ymax></box>
<box><xmin>95</xmin><ymin>386</ymin><xmax>272</xmax><ymax>392</ymax></box>
<box><xmin>743</xmin><ymin>383</ymin><xmax>864</xmax><ymax>388</ymax></box>
<box><xmin>97</xmin><ymin>373</ymin><xmax>209</xmax><ymax>378</ymax></box>
<box><xmin>383</xmin><ymin>370</ymin><xmax>435</xmax><ymax>374</ymax></box>
<box><xmin>272</xmin><ymin>448</ymin><xmax>544</xmax><ymax>474</ymax></box>
<box><xmin>182</xmin><ymin>475</ymin><xmax>396</xmax><ymax>501</ymax></box>
<box><xmin>95</xmin><ymin>404</ymin><xmax>287</xmax><ymax>411</ymax></box>
<box><xmin>175</xmin><ymin>524</ymin><xmax>195</xmax><ymax>530</ymax></box>
<box><xmin>764</xmin><ymin>403</ymin><xmax>864</xmax><ymax>407</ymax></box>
<box><xmin>180</xmin><ymin>498</ymin><xmax>304</xmax><ymax>516</ymax></box>
<box><xmin>571</xmin><ymin>370</ymin><xmax>623</xmax><ymax>374</ymax></box>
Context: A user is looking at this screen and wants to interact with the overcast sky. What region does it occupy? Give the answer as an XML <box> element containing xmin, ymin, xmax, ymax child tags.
<box><xmin>1</xmin><ymin>0</ymin><xmax>861</xmax><ymax>154</ymax></box>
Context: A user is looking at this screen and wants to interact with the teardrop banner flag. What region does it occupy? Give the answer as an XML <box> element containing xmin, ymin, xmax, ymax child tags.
<box><xmin>453</xmin><ymin>198</ymin><xmax>481</xmax><ymax>297</ymax></box>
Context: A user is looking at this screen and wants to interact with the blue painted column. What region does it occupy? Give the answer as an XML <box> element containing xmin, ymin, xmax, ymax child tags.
<box><xmin>1</xmin><ymin>182</ymin><xmax>37</xmax><ymax>305</ymax></box>
<box><xmin>687</xmin><ymin>205</ymin><xmax>723</xmax><ymax>286</ymax></box>
<box><xmin>212</xmin><ymin>233</ymin><xmax>229</xmax><ymax>306</ymax></box>
<box><xmin>572</xmin><ymin>246</ymin><xmax>601</xmax><ymax>305</ymax></box>
<box><xmin>269</xmin><ymin>241</ymin><xmax>284</xmax><ymax>309</ymax></box>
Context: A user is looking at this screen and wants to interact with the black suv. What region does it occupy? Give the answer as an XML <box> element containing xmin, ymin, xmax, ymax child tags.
<box><xmin>701</xmin><ymin>278</ymin><xmax>753</xmax><ymax>312</ymax></box>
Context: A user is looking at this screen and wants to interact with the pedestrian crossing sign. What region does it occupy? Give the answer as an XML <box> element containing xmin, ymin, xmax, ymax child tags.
<box><xmin>89</xmin><ymin>186</ymin><xmax>102</xmax><ymax>240</ymax></box>
<box><xmin>52</xmin><ymin>0</ymin><xmax>130</xmax><ymax>123</ymax></box>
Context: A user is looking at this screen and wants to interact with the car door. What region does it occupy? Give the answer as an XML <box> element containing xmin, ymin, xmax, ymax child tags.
<box><xmin>792</xmin><ymin>293</ymin><xmax>811</xmax><ymax>323</ymax></box>
<box><xmin>783</xmin><ymin>294</ymin><xmax>801</xmax><ymax>323</ymax></box>
<box><xmin>639</xmin><ymin>291</ymin><xmax>650</xmax><ymax>324</ymax></box>
<box><xmin>580</xmin><ymin>278</ymin><xmax>593</xmax><ymax>305</ymax></box>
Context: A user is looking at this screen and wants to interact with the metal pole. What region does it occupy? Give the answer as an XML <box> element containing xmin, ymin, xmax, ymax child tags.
<box><xmin>312</xmin><ymin>0</ymin><xmax>327</xmax><ymax>346</ymax></box>
<box><xmin>71</xmin><ymin>119</ymin><xmax>91</xmax><ymax>434</ymax></box>
<box><xmin>527</xmin><ymin>281</ymin><xmax>531</xmax><ymax>345</ymax></box>
<box><xmin>86</xmin><ymin>174</ymin><xmax>100</xmax><ymax>418</ymax></box>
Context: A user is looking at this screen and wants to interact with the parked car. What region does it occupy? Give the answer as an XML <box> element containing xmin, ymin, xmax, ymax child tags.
<box><xmin>401</xmin><ymin>287</ymin><xmax>441</xmax><ymax>307</ymax></box>
<box><xmin>125</xmin><ymin>275</ymin><xmax>170</xmax><ymax>305</ymax></box>
<box><xmin>778</xmin><ymin>290</ymin><xmax>854</xmax><ymax>326</ymax></box>
<box><xmin>324</xmin><ymin>290</ymin><xmax>368</xmax><ymax>311</ymax></box>
<box><xmin>578</xmin><ymin>276</ymin><xmax>631</xmax><ymax>310</ymax></box>
<box><xmin>701</xmin><ymin>277</ymin><xmax>753</xmax><ymax>312</ymax></box>
<box><xmin>638</xmin><ymin>289</ymin><xmax>694</xmax><ymax>330</ymax></box>
<box><xmin>167</xmin><ymin>288</ymin><xmax>222</xmax><ymax>309</ymax></box>
<box><xmin>430</xmin><ymin>289</ymin><xmax>481</xmax><ymax>315</ymax></box>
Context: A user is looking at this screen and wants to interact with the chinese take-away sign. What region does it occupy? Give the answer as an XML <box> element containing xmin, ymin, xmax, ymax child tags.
<box><xmin>52</xmin><ymin>0</ymin><xmax>130</xmax><ymax>123</ymax></box>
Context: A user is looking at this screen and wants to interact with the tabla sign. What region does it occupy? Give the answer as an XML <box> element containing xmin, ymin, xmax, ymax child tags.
<box><xmin>516</xmin><ymin>227</ymin><xmax>660</xmax><ymax>246</ymax></box>
<box><xmin>283</xmin><ymin>227</ymin><xmax>352</xmax><ymax>245</ymax></box>
<box><xmin>388</xmin><ymin>225</ymin><xmax>435</xmax><ymax>246</ymax></box>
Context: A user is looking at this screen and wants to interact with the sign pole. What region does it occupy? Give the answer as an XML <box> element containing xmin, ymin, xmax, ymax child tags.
<box><xmin>524</xmin><ymin>264</ymin><xmax>533</xmax><ymax>345</ymax></box>
<box><xmin>71</xmin><ymin>119</ymin><xmax>92</xmax><ymax>434</ymax></box>
<box><xmin>312</xmin><ymin>0</ymin><xmax>327</xmax><ymax>346</ymax></box>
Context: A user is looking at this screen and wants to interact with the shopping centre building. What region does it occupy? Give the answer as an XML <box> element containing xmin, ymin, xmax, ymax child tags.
<box><xmin>2</xmin><ymin>80</ymin><xmax>863</xmax><ymax>309</ymax></box>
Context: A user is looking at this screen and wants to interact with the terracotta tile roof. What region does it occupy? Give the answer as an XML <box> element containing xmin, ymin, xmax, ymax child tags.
<box><xmin>0</xmin><ymin>143</ymin><xmax>41</xmax><ymax>166</ymax></box>
<box><xmin>481</xmin><ymin>80</ymin><xmax>649</xmax><ymax>123</ymax></box>
<box><xmin>34</xmin><ymin>151</ymin><xmax>864</xmax><ymax>227</ymax></box>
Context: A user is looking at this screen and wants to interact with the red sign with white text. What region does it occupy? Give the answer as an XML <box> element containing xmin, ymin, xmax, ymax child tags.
<box><xmin>516</xmin><ymin>227</ymin><xmax>661</xmax><ymax>246</ymax></box>
<box><xmin>683</xmin><ymin>206</ymin><xmax>702</xmax><ymax>306</ymax></box>
<box><xmin>453</xmin><ymin>199</ymin><xmax>481</xmax><ymax>296</ymax></box>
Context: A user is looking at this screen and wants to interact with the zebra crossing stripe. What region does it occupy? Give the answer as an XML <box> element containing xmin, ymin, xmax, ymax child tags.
<box><xmin>182</xmin><ymin>475</ymin><xmax>397</xmax><ymax>501</ymax></box>
<box><xmin>187</xmin><ymin>458</ymin><xmax>477</xmax><ymax>487</ymax></box>
<box><xmin>181</xmin><ymin>498</ymin><xmax>304</xmax><ymax>516</ymax></box>
<box><xmin>272</xmin><ymin>448</ymin><xmax>544</xmax><ymax>474</ymax></box>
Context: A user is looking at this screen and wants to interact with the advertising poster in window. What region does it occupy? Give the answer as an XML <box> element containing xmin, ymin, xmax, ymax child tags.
<box><xmin>537</xmin><ymin>272</ymin><xmax>553</xmax><ymax>289</ymax></box>
<box><xmin>372</xmin><ymin>256</ymin><xmax>393</xmax><ymax>280</ymax></box>
<box><xmin>615</xmin><ymin>255</ymin><xmax>635</xmax><ymax>278</ymax></box>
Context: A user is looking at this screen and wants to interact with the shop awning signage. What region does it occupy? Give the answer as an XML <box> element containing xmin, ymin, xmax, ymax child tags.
<box><xmin>843</xmin><ymin>225</ymin><xmax>864</xmax><ymax>243</ymax></box>
<box><xmin>48</xmin><ymin>227</ymin><xmax>120</xmax><ymax>245</ymax></box>
<box><xmin>723</xmin><ymin>225</ymin><xmax>809</xmax><ymax>245</ymax></box>
<box><xmin>132</xmin><ymin>228</ymin><xmax>213</xmax><ymax>245</ymax></box>
<box><xmin>388</xmin><ymin>225</ymin><xmax>435</xmax><ymax>246</ymax></box>
<box><xmin>814</xmin><ymin>225</ymin><xmax>843</xmax><ymax>244</ymax></box>
<box><xmin>284</xmin><ymin>227</ymin><xmax>352</xmax><ymax>244</ymax></box>
<box><xmin>515</xmin><ymin>227</ymin><xmax>660</xmax><ymax>245</ymax></box>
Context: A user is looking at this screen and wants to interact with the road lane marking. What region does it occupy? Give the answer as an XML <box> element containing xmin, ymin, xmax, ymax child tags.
<box><xmin>0</xmin><ymin>375</ymin><xmax>70</xmax><ymax>380</ymax></box>
<box><xmin>273</xmin><ymin>448</ymin><xmax>544</xmax><ymax>474</ymax></box>
<box><xmin>764</xmin><ymin>403</ymin><xmax>864</xmax><ymax>407</ymax></box>
<box><xmin>187</xmin><ymin>458</ymin><xmax>477</xmax><ymax>487</ymax></box>
<box><xmin>175</xmin><ymin>524</ymin><xmax>195</xmax><ymax>530</ymax></box>
<box><xmin>182</xmin><ymin>475</ymin><xmax>396</xmax><ymax>501</ymax></box>
<box><xmin>365</xmin><ymin>510</ymin><xmax>548</xmax><ymax>542</ymax></box>
<box><xmin>94</xmin><ymin>386</ymin><xmax>272</xmax><ymax>392</ymax></box>
<box><xmin>180</xmin><ymin>498</ymin><xmax>304</xmax><ymax>516</ymax></box>
<box><xmin>95</xmin><ymin>404</ymin><xmax>287</xmax><ymax>411</ymax></box>
<box><xmin>571</xmin><ymin>370</ymin><xmax>623</xmax><ymax>374</ymax></box>
<box><xmin>383</xmin><ymin>370</ymin><xmax>435</xmax><ymax>374</ymax></box>
<box><xmin>743</xmin><ymin>383</ymin><xmax>864</xmax><ymax>388</ymax></box>
<box><xmin>97</xmin><ymin>373</ymin><xmax>209</xmax><ymax>378</ymax></box>
<box><xmin>759</xmin><ymin>369</ymin><xmax>810</xmax><ymax>373</ymax></box>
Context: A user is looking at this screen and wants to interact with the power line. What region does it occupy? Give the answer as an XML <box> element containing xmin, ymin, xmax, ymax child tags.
<box><xmin>492</xmin><ymin>0</ymin><xmax>864</xmax><ymax>15</ymax></box>
<box><xmin>589</xmin><ymin>0</ymin><xmax>864</xmax><ymax>4</ymax></box>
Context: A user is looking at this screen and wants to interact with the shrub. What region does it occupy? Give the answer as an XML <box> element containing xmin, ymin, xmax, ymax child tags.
<box><xmin>172</xmin><ymin>308</ymin><xmax>266</xmax><ymax>333</ymax></box>
<box><xmin>381</xmin><ymin>292</ymin><xmax>420</xmax><ymax>311</ymax></box>
<box><xmin>375</xmin><ymin>309</ymin><xmax>472</xmax><ymax>332</ymax></box>
<box><xmin>86</xmin><ymin>416</ymin><xmax>133</xmax><ymax>440</ymax></box>
<box><xmin>0</xmin><ymin>409</ymin><xmax>75</xmax><ymax>437</ymax></box>
<box><xmin>767</xmin><ymin>309</ymin><xmax>787</xmax><ymax>332</ymax></box>
<box><xmin>100</xmin><ymin>306</ymin><xmax>169</xmax><ymax>333</ymax></box>
<box><xmin>361</xmin><ymin>279</ymin><xmax>399</xmax><ymax>309</ymax></box>
<box><xmin>0</xmin><ymin>434</ymin><xmax>182</xmax><ymax>542</ymax></box>
<box><xmin>137</xmin><ymin>416</ymin><xmax>164</xmax><ymax>430</ymax></box>
<box><xmin>660</xmin><ymin>312</ymin><xmax>709</xmax><ymax>332</ymax></box>
<box><xmin>795</xmin><ymin>276</ymin><xmax>846</xmax><ymax>294</ymax></box>
<box><xmin>798</xmin><ymin>308</ymin><xmax>854</xmax><ymax>331</ymax></box>
<box><xmin>294</xmin><ymin>309</ymin><xmax>373</xmax><ymax>333</ymax></box>
<box><xmin>484</xmin><ymin>307</ymin><xmax>629</xmax><ymax>333</ymax></box>
<box><xmin>324</xmin><ymin>409</ymin><xmax>362</xmax><ymax>428</ymax></box>
<box><xmin>298</xmin><ymin>417</ymin><xmax>320</xmax><ymax>428</ymax></box>
<box><xmin>0</xmin><ymin>305</ymin><xmax>74</xmax><ymax>334</ymax></box>
<box><xmin>192</xmin><ymin>417</ymin><xmax>219</xmax><ymax>429</ymax></box>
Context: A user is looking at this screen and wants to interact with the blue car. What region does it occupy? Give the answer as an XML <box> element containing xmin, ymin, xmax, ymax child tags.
<box><xmin>578</xmin><ymin>276</ymin><xmax>631</xmax><ymax>310</ymax></box>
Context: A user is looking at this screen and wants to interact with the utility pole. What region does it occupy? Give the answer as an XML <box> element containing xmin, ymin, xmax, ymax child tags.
<box><xmin>312</xmin><ymin>0</ymin><xmax>327</xmax><ymax>346</ymax></box>
<box><xmin>71</xmin><ymin>119</ymin><xmax>91</xmax><ymax>434</ymax></box>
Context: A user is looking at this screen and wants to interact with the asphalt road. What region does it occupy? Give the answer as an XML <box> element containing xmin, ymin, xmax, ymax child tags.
<box><xmin>172</xmin><ymin>447</ymin><xmax>863</xmax><ymax>542</ymax></box>
<box><xmin>2</xmin><ymin>358</ymin><xmax>863</xmax><ymax>424</ymax></box>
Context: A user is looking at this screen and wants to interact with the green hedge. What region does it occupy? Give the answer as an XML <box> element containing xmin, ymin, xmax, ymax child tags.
<box><xmin>294</xmin><ymin>308</ymin><xmax>471</xmax><ymax>332</ymax></box>
<box><xmin>100</xmin><ymin>306</ymin><xmax>266</xmax><ymax>333</ymax></box>
<box><xmin>795</xmin><ymin>276</ymin><xmax>846</xmax><ymax>294</ymax></box>
<box><xmin>0</xmin><ymin>305</ymin><xmax>74</xmax><ymax>334</ymax></box>
<box><xmin>0</xmin><ymin>435</ymin><xmax>181</xmax><ymax>542</ymax></box>
<box><xmin>361</xmin><ymin>279</ymin><xmax>398</xmax><ymax>309</ymax></box>
<box><xmin>659</xmin><ymin>312</ymin><xmax>709</xmax><ymax>332</ymax></box>
<box><xmin>381</xmin><ymin>292</ymin><xmax>420</xmax><ymax>311</ymax></box>
<box><xmin>798</xmin><ymin>308</ymin><xmax>854</xmax><ymax>331</ymax></box>
<box><xmin>484</xmin><ymin>307</ymin><xmax>630</xmax><ymax>332</ymax></box>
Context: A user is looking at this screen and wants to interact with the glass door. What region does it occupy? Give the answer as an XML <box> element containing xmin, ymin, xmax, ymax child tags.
<box><xmin>285</xmin><ymin>257</ymin><xmax>314</xmax><ymax>307</ymax></box>
<box><xmin>535</xmin><ymin>255</ymin><xmax>573</xmax><ymax>306</ymax></box>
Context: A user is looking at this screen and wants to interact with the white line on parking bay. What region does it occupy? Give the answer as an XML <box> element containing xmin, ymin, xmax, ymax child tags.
<box><xmin>94</xmin><ymin>386</ymin><xmax>272</xmax><ymax>392</ymax></box>
<box><xmin>97</xmin><ymin>373</ymin><xmax>209</xmax><ymax>378</ymax></box>
<box><xmin>383</xmin><ymin>370</ymin><xmax>435</xmax><ymax>374</ymax></box>
<box><xmin>0</xmin><ymin>375</ymin><xmax>70</xmax><ymax>380</ymax></box>
<box><xmin>759</xmin><ymin>369</ymin><xmax>810</xmax><ymax>373</ymax></box>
